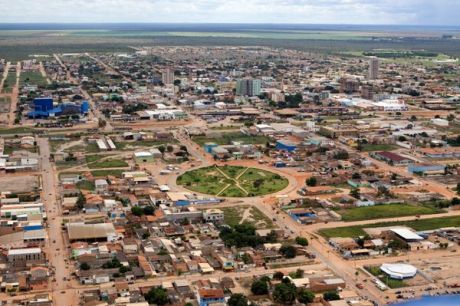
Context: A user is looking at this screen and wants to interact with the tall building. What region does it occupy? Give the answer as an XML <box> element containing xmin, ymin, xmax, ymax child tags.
<box><xmin>236</xmin><ymin>79</ymin><xmax>261</xmax><ymax>96</ymax></box>
<box><xmin>162</xmin><ymin>68</ymin><xmax>174</xmax><ymax>85</ymax></box>
<box><xmin>368</xmin><ymin>56</ymin><xmax>379</xmax><ymax>80</ymax></box>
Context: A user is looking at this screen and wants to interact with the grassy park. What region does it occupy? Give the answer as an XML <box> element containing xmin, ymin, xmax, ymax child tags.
<box><xmin>177</xmin><ymin>165</ymin><xmax>288</xmax><ymax>197</ymax></box>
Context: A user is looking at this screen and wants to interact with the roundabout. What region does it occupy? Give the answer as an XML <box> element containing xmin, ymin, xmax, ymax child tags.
<box><xmin>176</xmin><ymin>165</ymin><xmax>289</xmax><ymax>197</ymax></box>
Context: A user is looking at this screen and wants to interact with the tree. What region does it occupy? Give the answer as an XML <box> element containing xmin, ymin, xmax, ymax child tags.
<box><xmin>144</xmin><ymin>287</ymin><xmax>168</xmax><ymax>305</ymax></box>
<box><xmin>334</xmin><ymin>150</ymin><xmax>349</xmax><ymax>160</ymax></box>
<box><xmin>273</xmin><ymin>271</ymin><xmax>284</xmax><ymax>280</ymax></box>
<box><xmin>166</xmin><ymin>145</ymin><xmax>174</xmax><ymax>153</ymax></box>
<box><xmin>228</xmin><ymin>293</ymin><xmax>248</xmax><ymax>306</ymax></box>
<box><xmin>131</xmin><ymin>206</ymin><xmax>144</xmax><ymax>216</ymax></box>
<box><xmin>352</xmin><ymin>172</ymin><xmax>361</xmax><ymax>180</ymax></box>
<box><xmin>323</xmin><ymin>291</ymin><xmax>340</xmax><ymax>301</ymax></box>
<box><xmin>143</xmin><ymin>205</ymin><xmax>155</xmax><ymax>215</ymax></box>
<box><xmin>158</xmin><ymin>145</ymin><xmax>166</xmax><ymax>155</ymax></box>
<box><xmin>297</xmin><ymin>288</ymin><xmax>315</xmax><ymax>304</ymax></box>
<box><xmin>79</xmin><ymin>262</ymin><xmax>90</xmax><ymax>270</ymax></box>
<box><xmin>251</xmin><ymin>279</ymin><xmax>269</xmax><ymax>295</ymax></box>
<box><xmin>76</xmin><ymin>192</ymin><xmax>86</xmax><ymax>209</ymax></box>
<box><xmin>295</xmin><ymin>236</ymin><xmax>308</xmax><ymax>246</ymax></box>
<box><xmin>98</xmin><ymin>118</ymin><xmax>107</xmax><ymax>128</ymax></box>
<box><xmin>451</xmin><ymin>197</ymin><xmax>460</xmax><ymax>206</ymax></box>
<box><xmin>306</xmin><ymin>176</ymin><xmax>317</xmax><ymax>187</ymax></box>
<box><xmin>279</xmin><ymin>245</ymin><xmax>297</xmax><ymax>258</ymax></box>
<box><xmin>350</xmin><ymin>188</ymin><xmax>360</xmax><ymax>199</ymax></box>
<box><xmin>273</xmin><ymin>282</ymin><xmax>297</xmax><ymax>305</ymax></box>
<box><xmin>457</xmin><ymin>183</ymin><xmax>460</xmax><ymax>195</ymax></box>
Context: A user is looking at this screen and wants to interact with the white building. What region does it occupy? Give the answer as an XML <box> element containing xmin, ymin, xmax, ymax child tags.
<box><xmin>380</xmin><ymin>263</ymin><xmax>417</xmax><ymax>279</ymax></box>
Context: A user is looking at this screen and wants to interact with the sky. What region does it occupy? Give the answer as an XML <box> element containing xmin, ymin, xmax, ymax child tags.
<box><xmin>1</xmin><ymin>0</ymin><xmax>459</xmax><ymax>25</ymax></box>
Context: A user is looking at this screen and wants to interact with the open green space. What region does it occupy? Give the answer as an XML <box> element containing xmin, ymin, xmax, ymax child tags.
<box><xmin>219</xmin><ymin>205</ymin><xmax>275</xmax><ymax>229</ymax></box>
<box><xmin>177</xmin><ymin>165</ymin><xmax>288</xmax><ymax>197</ymax></box>
<box><xmin>19</xmin><ymin>71</ymin><xmax>47</xmax><ymax>87</ymax></box>
<box><xmin>1</xmin><ymin>71</ymin><xmax>17</xmax><ymax>93</ymax></box>
<box><xmin>90</xmin><ymin>169</ymin><xmax>125</xmax><ymax>177</ymax></box>
<box><xmin>359</xmin><ymin>144</ymin><xmax>399</xmax><ymax>152</ymax></box>
<box><xmin>192</xmin><ymin>132</ymin><xmax>270</xmax><ymax>146</ymax></box>
<box><xmin>319</xmin><ymin>216</ymin><xmax>460</xmax><ymax>238</ymax></box>
<box><xmin>0</xmin><ymin>127</ymin><xmax>34</xmax><ymax>135</ymax></box>
<box><xmin>87</xmin><ymin>158</ymin><xmax>128</xmax><ymax>169</ymax></box>
<box><xmin>338</xmin><ymin>204</ymin><xmax>442</xmax><ymax>222</ymax></box>
<box><xmin>76</xmin><ymin>180</ymin><xmax>95</xmax><ymax>191</ymax></box>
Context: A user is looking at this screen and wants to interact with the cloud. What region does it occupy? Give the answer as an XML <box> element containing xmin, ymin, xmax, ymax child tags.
<box><xmin>0</xmin><ymin>0</ymin><xmax>459</xmax><ymax>25</ymax></box>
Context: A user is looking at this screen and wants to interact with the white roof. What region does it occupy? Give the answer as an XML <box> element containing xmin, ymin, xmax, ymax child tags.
<box><xmin>391</xmin><ymin>228</ymin><xmax>423</xmax><ymax>241</ymax></box>
<box><xmin>380</xmin><ymin>263</ymin><xmax>417</xmax><ymax>279</ymax></box>
<box><xmin>134</xmin><ymin>151</ymin><xmax>152</xmax><ymax>157</ymax></box>
<box><xmin>8</xmin><ymin>247</ymin><xmax>41</xmax><ymax>255</ymax></box>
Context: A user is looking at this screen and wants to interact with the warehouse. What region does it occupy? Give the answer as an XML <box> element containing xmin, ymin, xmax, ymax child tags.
<box><xmin>67</xmin><ymin>222</ymin><xmax>118</xmax><ymax>242</ymax></box>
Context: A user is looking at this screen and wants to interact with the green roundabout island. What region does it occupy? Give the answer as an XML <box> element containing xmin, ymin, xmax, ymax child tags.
<box><xmin>176</xmin><ymin>165</ymin><xmax>289</xmax><ymax>197</ymax></box>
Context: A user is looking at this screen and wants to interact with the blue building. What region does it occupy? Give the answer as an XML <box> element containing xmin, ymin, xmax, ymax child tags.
<box><xmin>408</xmin><ymin>164</ymin><xmax>446</xmax><ymax>175</ymax></box>
<box><xmin>203</xmin><ymin>142</ymin><xmax>218</xmax><ymax>154</ymax></box>
<box><xmin>276</xmin><ymin>140</ymin><xmax>297</xmax><ymax>152</ymax></box>
<box><xmin>28</xmin><ymin>98</ymin><xmax>90</xmax><ymax>119</ymax></box>
<box><xmin>197</xmin><ymin>288</ymin><xmax>225</xmax><ymax>306</ymax></box>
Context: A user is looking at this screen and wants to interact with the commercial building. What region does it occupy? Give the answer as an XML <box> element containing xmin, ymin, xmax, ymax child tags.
<box><xmin>368</xmin><ymin>56</ymin><xmax>379</xmax><ymax>80</ymax></box>
<box><xmin>67</xmin><ymin>222</ymin><xmax>118</xmax><ymax>242</ymax></box>
<box><xmin>236</xmin><ymin>79</ymin><xmax>261</xmax><ymax>96</ymax></box>
<box><xmin>7</xmin><ymin>248</ymin><xmax>44</xmax><ymax>263</ymax></box>
<box><xmin>162</xmin><ymin>68</ymin><xmax>174</xmax><ymax>85</ymax></box>
<box><xmin>380</xmin><ymin>263</ymin><xmax>417</xmax><ymax>279</ymax></box>
<box><xmin>28</xmin><ymin>97</ymin><xmax>89</xmax><ymax>119</ymax></box>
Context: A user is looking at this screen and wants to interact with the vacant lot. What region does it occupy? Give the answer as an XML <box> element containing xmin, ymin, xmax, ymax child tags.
<box><xmin>87</xmin><ymin>158</ymin><xmax>129</xmax><ymax>169</ymax></box>
<box><xmin>359</xmin><ymin>144</ymin><xmax>399</xmax><ymax>152</ymax></box>
<box><xmin>91</xmin><ymin>169</ymin><xmax>125</xmax><ymax>177</ymax></box>
<box><xmin>19</xmin><ymin>71</ymin><xmax>47</xmax><ymax>87</ymax></box>
<box><xmin>319</xmin><ymin>216</ymin><xmax>460</xmax><ymax>238</ymax></box>
<box><xmin>0</xmin><ymin>175</ymin><xmax>38</xmax><ymax>193</ymax></box>
<box><xmin>192</xmin><ymin>132</ymin><xmax>269</xmax><ymax>146</ymax></box>
<box><xmin>338</xmin><ymin>204</ymin><xmax>441</xmax><ymax>222</ymax></box>
<box><xmin>1</xmin><ymin>71</ymin><xmax>17</xmax><ymax>93</ymax></box>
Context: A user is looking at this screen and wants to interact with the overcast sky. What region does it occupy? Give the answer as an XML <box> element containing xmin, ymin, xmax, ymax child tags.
<box><xmin>1</xmin><ymin>0</ymin><xmax>459</xmax><ymax>25</ymax></box>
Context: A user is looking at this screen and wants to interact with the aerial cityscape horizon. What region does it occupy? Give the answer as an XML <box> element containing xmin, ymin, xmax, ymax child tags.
<box><xmin>0</xmin><ymin>1</ymin><xmax>459</xmax><ymax>306</ymax></box>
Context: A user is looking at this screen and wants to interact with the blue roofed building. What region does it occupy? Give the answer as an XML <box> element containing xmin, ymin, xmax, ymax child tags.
<box><xmin>28</xmin><ymin>98</ymin><xmax>90</xmax><ymax>119</ymax></box>
<box><xmin>276</xmin><ymin>140</ymin><xmax>297</xmax><ymax>152</ymax></box>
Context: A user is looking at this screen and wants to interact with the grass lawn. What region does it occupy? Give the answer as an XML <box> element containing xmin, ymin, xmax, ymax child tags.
<box><xmin>90</xmin><ymin>169</ymin><xmax>124</xmax><ymax>177</ymax></box>
<box><xmin>177</xmin><ymin>166</ymin><xmax>288</xmax><ymax>197</ymax></box>
<box><xmin>1</xmin><ymin>71</ymin><xmax>17</xmax><ymax>93</ymax></box>
<box><xmin>88</xmin><ymin>159</ymin><xmax>128</xmax><ymax>169</ymax></box>
<box><xmin>19</xmin><ymin>71</ymin><xmax>47</xmax><ymax>87</ymax></box>
<box><xmin>359</xmin><ymin>144</ymin><xmax>399</xmax><ymax>152</ymax></box>
<box><xmin>338</xmin><ymin>204</ymin><xmax>442</xmax><ymax>222</ymax></box>
<box><xmin>319</xmin><ymin>216</ymin><xmax>460</xmax><ymax>238</ymax></box>
<box><xmin>85</xmin><ymin>154</ymin><xmax>107</xmax><ymax>164</ymax></box>
<box><xmin>365</xmin><ymin>266</ymin><xmax>407</xmax><ymax>289</ymax></box>
<box><xmin>192</xmin><ymin>132</ymin><xmax>270</xmax><ymax>146</ymax></box>
<box><xmin>76</xmin><ymin>180</ymin><xmax>95</xmax><ymax>191</ymax></box>
<box><xmin>176</xmin><ymin>166</ymin><xmax>228</xmax><ymax>195</ymax></box>
<box><xmin>0</xmin><ymin>127</ymin><xmax>33</xmax><ymax>134</ymax></box>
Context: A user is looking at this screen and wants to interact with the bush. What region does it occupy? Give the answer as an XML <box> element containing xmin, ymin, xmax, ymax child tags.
<box><xmin>79</xmin><ymin>262</ymin><xmax>90</xmax><ymax>270</ymax></box>
<box><xmin>295</xmin><ymin>236</ymin><xmax>308</xmax><ymax>246</ymax></box>
<box><xmin>323</xmin><ymin>291</ymin><xmax>340</xmax><ymax>301</ymax></box>
<box><xmin>273</xmin><ymin>271</ymin><xmax>284</xmax><ymax>280</ymax></box>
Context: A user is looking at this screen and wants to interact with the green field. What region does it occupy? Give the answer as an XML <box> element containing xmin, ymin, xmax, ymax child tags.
<box><xmin>76</xmin><ymin>180</ymin><xmax>95</xmax><ymax>191</ymax></box>
<box><xmin>177</xmin><ymin>165</ymin><xmax>288</xmax><ymax>197</ymax></box>
<box><xmin>0</xmin><ymin>127</ymin><xmax>34</xmax><ymax>135</ymax></box>
<box><xmin>338</xmin><ymin>204</ymin><xmax>442</xmax><ymax>222</ymax></box>
<box><xmin>319</xmin><ymin>216</ymin><xmax>460</xmax><ymax>238</ymax></box>
<box><xmin>359</xmin><ymin>144</ymin><xmax>399</xmax><ymax>152</ymax></box>
<box><xmin>19</xmin><ymin>71</ymin><xmax>47</xmax><ymax>87</ymax></box>
<box><xmin>87</xmin><ymin>158</ymin><xmax>128</xmax><ymax>169</ymax></box>
<box><xmin>90</xmin><ymin>169</ymin><xmax>125</xmax><ymax>177</ymax></box>
<box><xmin>1</xmin><ymin>71</ymin><xmax>17</xmax><ymax>93</ymax></box>
<box><xmin>192</xmin><ymin>132</ymin><xmax>270</xmax><ymax>146</ymax></box>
